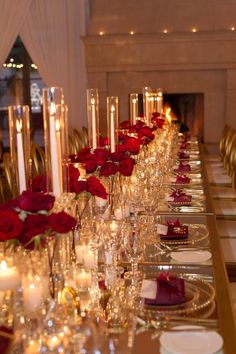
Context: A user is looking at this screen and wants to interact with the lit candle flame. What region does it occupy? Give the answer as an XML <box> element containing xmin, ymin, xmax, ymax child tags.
<box><xmin>0</xmin><ymin>260</ymin><xmax>7</xmax><ymax>270</ymax></box>
<box><xmin>166</xmin><ymin>107</ymin><xmax>172</xmax><ymax>123</ymax></box>
<box><xmin>50</xmin><ymin>102</ymin><xmax>56</xmax><ymax>116</ymax></box>
<box><xmin>16</xmin><ymin>119</ymin><xmax>22</xmax><ymax>133</ymax></box>
<box><xmin>55</xmin><ymin>119</ymin><xmax>60</xmax><ymax>132</ymax></box>
<box><xmin>111</xmin><ymin>105</ymin><xmax>115</xmax><ymax>113</ymax></box>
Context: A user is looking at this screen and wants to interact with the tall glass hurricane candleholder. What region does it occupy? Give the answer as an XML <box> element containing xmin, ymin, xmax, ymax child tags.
<box><xmin>87</xmin><ymin>88</ymin><xmax>99</xmax><ymax>150</ymax></box>
<box><xmin>130</xmin><ymin>93</ymin><xmax>138</xmax><ymax>125</ymax></box>
<box><xmin>156</xmin><ymin>88</ymin><xmax>163</xmax><ymax>114</ymax></box>
<box><xmin>8</xmin><ymin>105</ymin><xmax>31</xmax><ymax>195</ymax></box>
<box><xmin>107</xmin><ymin>96</ymin><xmax>119</xmax><ymax>153</ymax></box>
<box><xmin>143</xmin><ymin>86</ymin><xmax>152</xmax><ymax>125</ymax></box>
<box><xmin>43</xmin><ymin>87</ymin><xmax>69</xmax><ymax>196</ymax></box>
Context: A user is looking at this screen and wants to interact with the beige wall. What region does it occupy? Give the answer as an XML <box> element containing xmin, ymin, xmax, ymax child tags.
<box><xmin>84</xmin><ymin>0</ymin><xmax>236</xmax><ymax>142</ymax></box>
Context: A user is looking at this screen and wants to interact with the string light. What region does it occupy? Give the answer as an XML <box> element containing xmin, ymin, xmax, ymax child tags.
<box><xmin>129</xmin><ymin>31</ymin><xmax>135</xmax><ymax>35</ymax></box>
<box><xmin>99</xmin><ymin>31</ymin><xmax>104</xmax><ymax>36</ymax></box>
<box><xmin>2</xmin><ymin>62</ymin><xmax>37</xmax><ymax>69</ymax></box>
<box><xmin>192</xmin><ymin>28</ymin><xmax>197</xmax><ymax>33</ymax></box>
<box><xmin>163</xmin><ymin>29</ymin><xmax>168</xmax><ymax>34</ymax></box>
<box><xmin>231</xmin><ymin>26</ymin><xmax>235</xmax><ymax>31</ymax></box>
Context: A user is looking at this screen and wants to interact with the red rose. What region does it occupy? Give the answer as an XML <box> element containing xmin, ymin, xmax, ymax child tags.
<box><xmin>124</xmin><ymin>137</ymin><xmax>140</xmax><ymax>155</ymax></box>
<box><xmin>109</xmin><ymin>151</ymin><xmax>125</xmax><ymax>161</ymax></box>
<box><xmin>138</xmin><ymin>126</ymin><xmax>155</xmax><ymax>143</ymax></box>
<box><xmin>87</xmin><ymin>176</ymin><xmax>108</xmax><ymax>199</ymax></box>
<box><xmin>70</xmin><ymin>147</ymin><xmax>92</xmax><ymax>163</ymax></box>
<box><xmin>48</xmin><ymin>212</ymin><xmax>77</xmax><ymax>233</ymax></box>
<box><xmin>118</xmin><ymin>132</ymin><xmax>127</xmax><ymax>143</ymax></box>
<box><xmin>132</xmin><ymin>120</ymin><xmax>145</xmax><ymax>130</ymax></box>
<box><xmin>99</xmin><ymin>136</ymin><xmax>109</xmax><ymax>147</ymax></box>
<box><xmin>118</xmin><ymin>157</ymin><xmax>135</xmax><ymax>176</ymax></box>
<box><xmin>120</xmin><ymin>120</ymin><xmax>131</xmax><ymax>129</ymax></box>
<box><xmin>85</xmin><ymin>158</ymin><xmax>98</xmax><ymax>174</ymax></box>
<box><xmin>69</xmin><ymin>164</ymin><xmax>87</xmax><ymax>194</ymax></box>
<box><xmin>117</xmin><ymin>143</ymin><xmax>127</xmax><ymax>153</ymax></box>
<box><xmin>0</xmin><ymin>209</ymin><xmax>24</xmax><ymax>241</ymax></box>
<box><xmin>21</xmin><ymin>214</ymin><xmax>49</xmax><ymax>247</ymax></box>
<box><xmin>0</xmin><ymin>198</ymin><xmax>19</xmax><ymax>210</ymax></box>
<box><xmin>32</xmin><ymin>175</ymin><xmax>47</xmax><ymax>193</ymax></box>
<box><xmin>17</xmin><ymin>191</ymin><xmax>55</xmax><ymax>212</ymax></box>
<box><xmin>100</xmin><ymin>162</ymin><xmax>118</xmax><ymax>177</ymax></box>
<box><xmin>94</xmin><ymin>148</ymin><xmax>109</xmax><ymax>166</ymax></box>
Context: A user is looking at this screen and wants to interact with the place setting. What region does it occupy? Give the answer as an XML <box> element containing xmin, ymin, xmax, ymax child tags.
<box><xmin>134</xmin><ymin>271</ymin><xmax>223</xmax><ymax>354</ymax></box>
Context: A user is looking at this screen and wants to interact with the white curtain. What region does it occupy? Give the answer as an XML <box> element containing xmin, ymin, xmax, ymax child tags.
<box><xmin>0</xmin><ymin>0</ymin><xmax>32</xmax><ymax>65</ymax></box>
<box><xmin>20</xmin><ymin>0</ymin><xmax>88</xmax><ymax>129</ymax></box>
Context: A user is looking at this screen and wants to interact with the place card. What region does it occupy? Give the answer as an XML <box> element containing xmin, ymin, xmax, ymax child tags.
<box><xmin>157</xmin><ymin>224</ymin><xmax>168</xmax><ymax>235</ymax></box>
<box><xmin>165</xmin><ymin>195</ymin><xmax>174</xmax><ymax>202</ymax></box>
<box><xmin>140</xmin><ymin>279</ymin><xmax>157</xmax><ymax>299</ymax></box>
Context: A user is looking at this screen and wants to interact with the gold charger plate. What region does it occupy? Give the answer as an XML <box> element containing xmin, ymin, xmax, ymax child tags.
<box><xmin>136</xmin><ymin>276</ymin><xmax>215</xmax><ymax>318</ymax></box>
<box><xmin>159</xmin><ymin>224</ymin><xmax>209</xmax><ymax>246</ymax></box>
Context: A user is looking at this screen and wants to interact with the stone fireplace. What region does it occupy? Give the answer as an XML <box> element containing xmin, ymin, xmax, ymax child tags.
<box><xmin>163</xmin><ymin>93</ymin><xmax>204</xmax><ymax>141</ymax></box>
<box><xmin>84</xmin><ymin>0</ymin><xmax>236</xmax><ymax>143</ymax></box>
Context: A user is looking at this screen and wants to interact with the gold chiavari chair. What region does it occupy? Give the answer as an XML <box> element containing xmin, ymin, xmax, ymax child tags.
<box><xmin>69</xmin><ymin>133</ymin><xmax>78</xmax><ymax>155</ymax></box>
<box><xmin>73</xmin><ymin>129</ymin><xmax>86</xmax><ymax>148</ymax></box>
<box><xmin>69</xmin><ymin>128</ymin><xmax>88</xmax><ymax>155</ymax></box>
<box><xmin>219</xmin><ymin>124</ymin><xmax>231</xmax><ymax>160</ymax></box>
<box><xmin>206</xmin><ymin>129</ymin><xmax>235</xmax><ymax>187</ymax></box>
<box><xmin>223</xmin><ymin>130</ymin><xmax>236</xmax><ymax>171</ymax></box>
<box><xmin>31</xmin><ymin>143</ymin><xmax>45</xmax><ymax>176</ymax></box>
<box><xmin>204</xmin><ymin>124</ymin><xmax>231</xmax><ymax>163</ymax></box>
<box><xmin>82</xmin><ymin>126</ymin><xmax>88</xmax><ymax>146</ymax></box>
<box><xmin>2</xmin><ymin>152</ymin><xmax>16</xmax><ymax>199</ymax></box>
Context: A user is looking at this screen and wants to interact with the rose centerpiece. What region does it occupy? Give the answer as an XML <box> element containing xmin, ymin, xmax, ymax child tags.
<box><xmin>0</xmin><ymin>190</ymin><xmax>77</xmax><ymax>299</ymax></box>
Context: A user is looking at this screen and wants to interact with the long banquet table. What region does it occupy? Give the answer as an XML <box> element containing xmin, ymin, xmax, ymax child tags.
<box><xmin>129</xmin><ymin>142</ymin><xmax>236</xmax><ymax>354</ymax></box>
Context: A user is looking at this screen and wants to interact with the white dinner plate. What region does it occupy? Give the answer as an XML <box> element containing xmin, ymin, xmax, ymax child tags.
<box><xmin>160</xmin><ymin>325</ymin><xmax>223</xmax><ymax>354</ymax></box>
<box><xmin>170</xmin><ymin>250</ymin><xmax>212</xmax><ymax>263</ymax></box>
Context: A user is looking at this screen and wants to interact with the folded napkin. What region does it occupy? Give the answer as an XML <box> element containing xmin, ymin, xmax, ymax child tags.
<box><xmin>180</xmin><ymin>142</ymin><xmax>190</xmax><ymax>150</ymax></box>
<box><xmin>178</xmin><ymin>151</ymin><xmax>190</xmax><ymax>160</ymax></box>
<box><xmin>159</xmin><ymin>219</ymin><xmax>189</xmax><ymax>240</ymax></box>
<box><xmin>172</xmin><ymin>175</ymin><xmax>191</xmax><ymax>184</ymax></box>
<box><xmin>167</xmin><ymin>189</ymin><xmax>192</xmax><ymax>204</ymax></box>
<box><xmin>143</xmin><ymin>272</ymin><xmax>186</xmax><ymax>306</ymax></box>
<box><xmin>174</xmin><ymin>162</ymin><xmax>191</xmax><ymax>173</ymax></box>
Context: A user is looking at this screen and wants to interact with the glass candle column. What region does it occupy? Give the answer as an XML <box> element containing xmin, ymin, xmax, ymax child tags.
<box><xmin>8</xmin><ymin>105</ymin><xmax>31</xmax><ymax>195</ymax></box>
<box><xmin>157</xmin><ymin>88</ymin><xmax>163</xmax><ymax>114</ymax></box>
<box><xmin>87</xmin><ymin>88</ymin><xmax>99</xmax><ymax>150</ymax></box>
<box><xmin>43</xmin><ymin>87</ymin><xmax>68</xmax><ymax>196</ymax></box>
<box><xmin>107</xmin><ymin>96</ymin><xmax>119</xmax><ymax>153</ymax></box>
<box><xmin>130</xmin><ymin>93</ymin><xmax>138</xmax><ymax>125</ymax></box>
<box><xmin>142</xmin><ymin>86</ymin><xmax>152</xmax><ymax>125</ymax></box>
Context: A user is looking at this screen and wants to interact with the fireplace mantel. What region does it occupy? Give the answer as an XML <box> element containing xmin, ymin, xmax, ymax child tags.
<box><xmin>83</xmin><ymin>31</ymin><xmax>236</xmax><ymax>142</ymax></box>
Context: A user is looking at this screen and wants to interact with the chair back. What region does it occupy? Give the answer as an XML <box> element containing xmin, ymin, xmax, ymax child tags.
<box><xmin>31</xmin><ymin>143</ymin><xmax>45</xmax><ymax>176</ymax></box>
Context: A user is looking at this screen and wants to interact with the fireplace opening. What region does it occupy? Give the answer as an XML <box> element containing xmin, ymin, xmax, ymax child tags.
<box><xmin>163</xmin><ymin>93</ymin><xmax>204</xmax><ymax>142</ymax></box>
<box><xmin>136</xmin><ymin>92</ymin><xmax>204</xmax><ymax>141</ymax></box>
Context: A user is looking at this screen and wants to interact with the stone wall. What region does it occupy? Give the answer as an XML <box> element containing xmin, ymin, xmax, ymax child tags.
<box><xmin>84</xmin><ymin>0</ymin><xmax>236</xmax><ymax>142</ymax></box>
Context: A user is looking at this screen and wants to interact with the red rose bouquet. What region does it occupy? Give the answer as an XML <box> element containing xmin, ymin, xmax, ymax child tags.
<box><xmin>0</xmin><ymin>190</ymin><xmax>77</xmax><ymax>250</ymax></box>
<box><xmin>70</xmin><ymin>147</ymin><xmax>136</xmax><ymax>178</ymax></box>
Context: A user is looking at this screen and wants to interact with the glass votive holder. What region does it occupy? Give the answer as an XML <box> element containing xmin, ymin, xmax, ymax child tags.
<box><xmin>22</xmin><ymin>274</ymin><xmax>44</xmax><ymax>317</ymax></box>
<box><xmin>0</xmin><ymin>257</ymin><xmax>21</xmax><ymax>291</ymax></box>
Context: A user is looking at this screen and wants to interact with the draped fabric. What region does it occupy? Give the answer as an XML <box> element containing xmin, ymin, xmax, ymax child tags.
<box><xmin>20</xmin><ymin>0</ymin><xmax>88</xmax><ymax>129</ymax></box>
<box><xmin>0</xmin><ymin>0</ymin><xmax>32</xmax><ymax>66</ymax></box>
